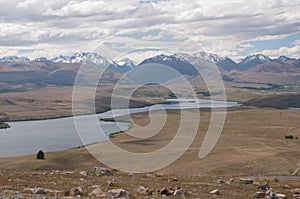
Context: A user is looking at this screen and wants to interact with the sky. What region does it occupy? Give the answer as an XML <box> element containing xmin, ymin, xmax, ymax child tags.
<box><xmin>0</xmin><ymin>0</ymin><xmax>299</xmax><ymax>60</ymax></box>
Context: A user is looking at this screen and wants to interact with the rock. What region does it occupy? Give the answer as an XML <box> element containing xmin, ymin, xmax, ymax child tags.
<box><xmin>258</xmin><ymin>182</ymin><xmax>270</xmax><ymax>190</ymax></box>
<box><xmin>90</xmin><ymin>188</ymin><xmax>105</xmax><ymax>198</ymax></box>
<box><xmin>79</xmin><ymin>171</ymin><xmax>87</xmax><ymax>176</ymax></box>
<box><xmin>253</xmin><ymin>192</ymin><xmax>266</xmax><ymax>198</ymax></box>
<box><xmin>283</xmin><ymin>184</ymin><xmax>290</xmax><ymax>189</ymax></box>
<box><xmin>33</xmin><ymin>188</ymin><xmax>47</xmax><ymax>195</ymax></box>
<box><xmin>69</xmin><ymin>186</ymin><xmax>83</xmax><ymax>197</ymax></box>
<box><xmin>173</xmin><ymin>177</ymin><xmax>179</xmax><ymax>181</ymax></box>
<box><xmin>275</xmin><ymin>193</ymin><xmax>286</xmax><ymax>199</ymax></box>
<box><xmin>174</xmin><ymin>189</ymin><xmax>187</xmax><ymax>197</ymax></box>
<box><xmin>160</xmin><ymin>188</ymin><xmax>172</xmax><ymax>196</ymax></box>
<box><xmin>292</xmin><ymin>188</ymin><xmax>300</xmax><ymax>195</ymax></box>
<box><xmin>266</xmin><ymin>188</ymin><xmax>276</xmax><ymax>198</ymax></box>
<box><xmin>217</xmin><ymin>179</ymin><xmax>225</xmax><ymax>184</ymax></box>
<box><xmin>128</xmin><ymin>173</ymin><xmax>136</xmax><ymax>177</ymax></box>
<box><xmin>107</xmin><ymin>181</ymin><xmax>114</xmax><ymax>187</ymax></box>
<box><xmin>210</xmin><ymin>189</ymin><xmax>220</xmax><ymax>195</ymax></box>
<box><xmin>137</xmin><ymin>186</ymin><xmax>152</xmax><ymax>195</ymax></box>
<box><xmin>146</xmin><ymin>173</ymin><xmax>156</xmax><ymax>178</ymax></box>
<box><xmin>226</xmin><ymin>178</ymin><xmax>234</xmax><ymax>184</ymax></box>
<box><xmin>240</xmin><ymin>178</ymin><xmax>254</xmax><ymax>184</ymax></box>
<box><xmin>266</xmin><ymin>189</ymin><xmax>286</xmax><ymax>199</ymax></box>
<box><xmin>170</xmin><ymin>185</ymin><xmax>181</xmax><ymax>191</ymax></box>
<box><xmin>106</xmin><ymin>189</ymin><xmax>130</xmax><ymax>199</ymax></box>
<box><xmin>92</xmin><ymin>167</ymin><xmax>112</xmax><ymax>176</ymax></box>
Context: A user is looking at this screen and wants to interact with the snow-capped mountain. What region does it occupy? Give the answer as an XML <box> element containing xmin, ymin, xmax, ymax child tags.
<box><xmin>50</xmin><ymin>52</ymin><xmax>113</xmax><ymax>66</ymax></box>
<box><xmin>33</xmin><ymin>57</ymin><xmax>51</xmax><ymax>62</ymax></box>
<box><xmin>51</xmin><ymin>55</ymin><xmax>71</xmax><ymax>63</ymax></box>
<box><xmin>238</xmin><ymin>54</ymin><xmax>271</xmax><ymax>71</ymax></box>
<box><xmin>116</xmin><ymin>58</ymin><xmax>136</xmax><ymax>69</ymax></box>
<box><xmin>193</xmin><ymin>51</ymin><xmax>225</xmax><ymax>63</ymax></box>
<box><xmin>68</xmin><ymin>52</ymin><xmax>112</xmax><ymax>65</ymax></box>
<box><xmin>139</xmin><ymin>54</ymin><xmax>198</xmax><ymax>76</ymax></box>
<box><xmin>273</xmin><ymin>56</ymin><xmax>294</xmax><ymax>63</ymax></box>
<box><xmin>0</xmin><ymin>56</ymin><xmax>30</xmax><ymax>62</ymax></box>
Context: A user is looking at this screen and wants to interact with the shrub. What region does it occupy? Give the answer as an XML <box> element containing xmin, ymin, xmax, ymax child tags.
<box><xmin>285</xmin><ymin>135</ymin><xmax>295</xmax><ymax>139</ymax></box>
<box><xmin>0</xmin><ymin>122</ymin><xmax>10</xmax><ymax>129</ymax></box>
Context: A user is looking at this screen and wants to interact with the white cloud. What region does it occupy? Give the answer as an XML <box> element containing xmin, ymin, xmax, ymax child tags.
<box><xmin>0</xmin><ymin>0</ymin><xmax>299</xmax><ymax>59</ymax></box>
<box><xmin>259</xmin><ymin>45</ymin><xmax>300</xmax><ymax>58</ymax></box>
<box><xmin>293</xmin><ymin>40</ymin><xmax>300</xmax><ymax>45</ymax></box>
<box><xmin>44</xmin><ymin>0</ymin><xmax>137</xmax><ymax>17</ymax></box>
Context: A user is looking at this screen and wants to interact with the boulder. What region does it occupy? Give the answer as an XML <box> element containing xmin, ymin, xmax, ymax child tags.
<box><xmin>173</xmin><ymin>177</ymin><xmax>179</xmax><ymax>181</ymax></box>
<box><xmin>240</xmin><ymin>178</ymin><xmax>254</xmax><ymax>184</ymax></box>
<box><xmin>253</xmin><ymin>192</ymin><xmax>265</xmax><ymax>198</ymax></box>
<box><xmin>293</xmin><ymin>188</ymin><xmax>300</xmax><ymax>195</ymax></box>
<box><xmin>210</xmin><ymin>189</ymin><xmax>220</xmax><ymax>195</ymax></box>
<box><xmin>90</xmin><ymin>188</ymin><xmax>105</xmax><ymax>198</ymax></box>
<box><xmin>266</xmin><ymin>188</ymin><xmax>276</xmax><ymax>198</ymax></box>
<box><xmin>174</xmin><ymin>189</ymin><xmax>187</xmax><ymax>197</ymax></box>
<box><xmin>69</xmin><ymin>186</ymin><xmax>83</xmax><ymax>197</ymax></box>
<box><xmin>33</xmin><ymin>188</ymin><xmax>47</xmax><ymax>195</ymax></box>
<box><xmin>137</xmin><ymin>186</ymin><xmax>152</xmax><ymax>195</ymax></box>
<box><xmin>275</xmin><ymin>193</ymin><xmax>286</xmax><ymax>199</ymax></box>
<box><xmin>79</xmin><ymin>171</ymin><xmax>88</xmax><ymax>176</ymax></box>
<box><xmin>160</xmin><ymin>188</ymin><xmax>172</xmax><ymax>196</ymax></box>
<box><xmin>92</xmin><ymin>167</ymin><xmax>113</xmax><ymax>176</ymax></box>
<box><xmin>266</xmin><ymin>189</ymin><xmax>286</xmax><ymax>199</ymax></box>
<box><xmin>128</xmin><ymin>173</ymin><xmax>136</xmax><ymax>177</ymax></box>
<box><xmin>258</xmin><ymin>182</ymin><xmax>270</xmax><ymax>190</ymax></box>
<box><xmin>282</xmin><ymin>184</ymin><xmax>290</xmax><ymax>189</ymax></box>
<box><xmin>106</xmin><ymin>189</ymin><xmax>130</xmax><ymax>199</ymax></box>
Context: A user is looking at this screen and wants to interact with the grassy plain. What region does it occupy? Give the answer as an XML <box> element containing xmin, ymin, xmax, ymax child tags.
<box><xmin>0</xmin><ymin>83</ymin><xmax>300</xmax><ymax>198</ymax></box>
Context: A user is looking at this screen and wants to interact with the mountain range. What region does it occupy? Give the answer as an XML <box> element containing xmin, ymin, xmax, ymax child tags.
<box><xmin>0</xmin><ymin>51</ymin><xmax>299</xmax><ymax>91</ymax></box>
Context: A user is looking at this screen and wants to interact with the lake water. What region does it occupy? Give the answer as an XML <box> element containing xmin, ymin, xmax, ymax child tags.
<box><xmin>0</xmin><ymin>99</ymin><xmax>239</xmax><ymax>158</ymax></box>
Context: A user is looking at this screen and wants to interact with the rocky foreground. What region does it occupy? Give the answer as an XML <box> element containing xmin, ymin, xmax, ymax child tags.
<box><xmin>0</xmin><ymin>167</ymin><xmax>300</xmax><ymax>198</ymax></box>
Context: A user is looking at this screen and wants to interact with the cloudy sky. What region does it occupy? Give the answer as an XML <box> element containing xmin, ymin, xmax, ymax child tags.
<box><xmin>0</xmin><ymin>0</ymin><xmax>299</xmax><ymax>60</ymax></box>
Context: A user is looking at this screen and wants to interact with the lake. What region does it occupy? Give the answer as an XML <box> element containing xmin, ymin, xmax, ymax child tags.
<box><xmin>0</xmin><ymin>99</ymin><xmax>239</xmax><ymax>158</ymax></box>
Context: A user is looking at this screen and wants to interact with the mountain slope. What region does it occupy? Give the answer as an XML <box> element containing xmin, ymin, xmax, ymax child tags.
<box><xmin>237</xmin><ymin>54</ymin><xmax>271</xmax><ymax>71</ymax></box>
<box><xmin>234</xmin><ymin>59</ymin><xmax>300</xmax><ymax>85</ymax></box>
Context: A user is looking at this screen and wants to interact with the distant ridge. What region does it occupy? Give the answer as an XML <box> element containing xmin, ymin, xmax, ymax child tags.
<box><xmin>0</xmin><ymin>51</ymin><xmax>299</xmax><ymax>89</ymax></box>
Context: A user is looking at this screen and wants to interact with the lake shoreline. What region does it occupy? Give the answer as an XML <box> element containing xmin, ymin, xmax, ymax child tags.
<box><xmin>0</xmin><ymin>99</ymin><xmax>240</xmax><ymax>158</ymax></box>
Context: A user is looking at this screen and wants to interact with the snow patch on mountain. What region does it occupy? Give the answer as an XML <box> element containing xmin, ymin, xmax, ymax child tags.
<box><xmin>0</xmin><ymin>56</ymin><xmax>30</xmax><ymax>62</ymax></box>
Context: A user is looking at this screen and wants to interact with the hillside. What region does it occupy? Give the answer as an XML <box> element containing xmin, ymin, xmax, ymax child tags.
<box><xmin>233</xmin><ymin>59</ymin><xmax>300</xmax><ymax>85</ymax></box>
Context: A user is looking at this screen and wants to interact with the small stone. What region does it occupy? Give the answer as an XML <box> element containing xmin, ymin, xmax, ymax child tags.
<box><xmin>210</xmin><ymin>189</ymin><xmax>220</xmax><ymax>195</ymax></box>
<box><xmin>33</xmin><ymin>188</ymin><xmax>47</xmax><ymax>195</ymax></box>
<box><xmin>266</xmin><ymin>188</ymin><xmax>275</xmax><ymax>198</ymax></box>
<box><xmin>240</xmin><ymin>178</ymin><xmax>254</xmax><ymax>184</ymax></box>
<box><xmin>92</xmin><ymin>167</ymin><xmax>112</xmax><ymax>176</ymax></box>
<box><xmin>173</xmin><ymin>177</ymin><xmax>179</xmax><ymax>181</ymax></box>
<box><xmin>253</xmin><ymin>192</ymin><xmax>265</xmax><ymax>198</ymax></box>
<box><xmin>90</xmin><ymin>188</ymin><xmax>105</xmax><ymax>198</ymax></box>
<box><xmin>79</xmin><ymin>171</ymin><xmax>87</xmax><ymax>176</ymax></box>
<box><xmin>160</xmin><ymin>188</ymin><xmax>172</xmax><ymax>196</ymax></box>
<box><xmin>292</xmin><ymin>188</ymin><xmax>300</xmax><ymax>195</ymax></box>
<box><xmin>283</xmin><ymin>184</ymin><xmax>290</xmax><ymax>189</ymax></box>
<box><xmin>69</xmin><ymin>186</ymin><xmax>83</xmax><ymax>197</ymax></box>
<box><xmin>128</xmin><ymin>173</ymin><xmax>136</xmax><ymax>177</ymax></box>
<box><xmin>107</xmin><ymin>181</ymin><xmax>114</xmax><ymax>187</ymax></box>
<box><xmin>217</xmin><ymin>179</ymin><xmax>225</xmax><ymax>184</ymax></box>
<box><xmin>258</xmin><ymin>182</ymin><xmax>270</xmax><ymax>190</ymax></box>
<box><xmin>275</xmin><ymin>193</ymin><xmax>286</xmax><ymax>199</ymax></box>
<box><xmin>106</xmin><ymin>189</ymin><xmax>130</xmax><ymax>199</ymax></box>
<box><xmin>174</xmin><ymin>189</ymin><xmax>186</xmax><ymax>197</ymax></box>
<box><xmin>137</xmin><ymin>186</ymin><xmax>152</xmax><ymax>195</ymax></box>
